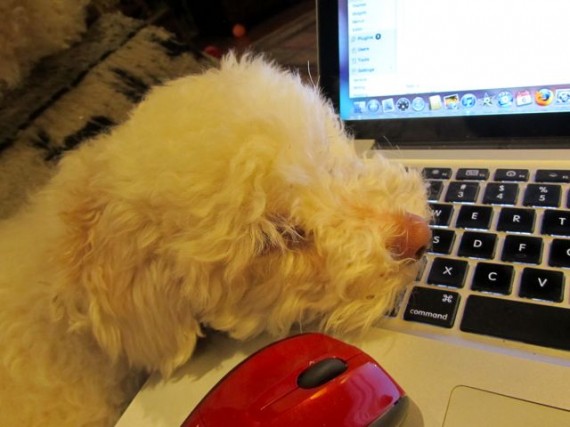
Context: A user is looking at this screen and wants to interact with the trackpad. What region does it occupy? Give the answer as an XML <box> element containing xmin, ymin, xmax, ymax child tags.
<box><xmin>444</xmin><ymin>386</ymin><xmax>570</xmax><ymax>427</ymax></box>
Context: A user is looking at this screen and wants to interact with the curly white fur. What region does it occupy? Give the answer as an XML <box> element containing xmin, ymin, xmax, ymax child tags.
<box><xmin>0</xmin><ymin>55</ymin><xmax>429</xmax><ymax>426</ymax></box>
<box><xmin>0</xmin><ymin>0</ymin><xmax>89</xmax><ymax>92</ymax></box>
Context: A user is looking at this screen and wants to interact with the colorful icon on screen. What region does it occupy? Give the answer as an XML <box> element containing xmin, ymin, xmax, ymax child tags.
<box><xmin>367</xmin><ymin>99</ymin><xmax>381</xmax><ymax>113</ymax></box>
<box><xmin>556</xmin><ymin>89</ymin><xmax>570</xmax><ymax>104</ymax></box>
<box><xmin>497</xmin><ymin>91</ymin><xmax>514</xmax><ymax>108</ymax></box>
<box><xmin>353</xmin><ymin>101</ymin><xmax>366</xmax><ymax>114</ymax></box>
<box><xmin>412</xmin><ymin>97</ymin><xmax>426</xmax><ymax>111</ymax></box>
<box><xmin>515</xmin><ymin>90</ymin><xmax>532</xmax><ymax>106</ymax></box>
<box><xmin>461</xmin><ymin>93</ymin><xmax>477</xmax><ymax>109</ymax></box>
<box><xmin>429</xmin><ymin>95</ymin><xmax>442</xmax><ymax>110</ymax></box>
<box><xmin>382</xmin><ymin>98</ymin><xmax>395</xmax><ymax>112</ymax></box>
<box><xmin>444</xmin><ymin>94</ymin><xmax>460</xmax><ymax>110</ymax></box>
<box><xmin>535</xmin><ymin>88</ymin><xmax>554</xmax><ymax>106</ymax></box>
<box><xmin>396</xmin><ymin>98</ymin><xmax>410</xmax><ymax>111</ymax></box>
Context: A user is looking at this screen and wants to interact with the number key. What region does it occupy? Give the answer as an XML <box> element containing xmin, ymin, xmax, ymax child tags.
<box><xmin>483</xmin><ymin>183</ymin><xmax>518</xmax><ymax>205</ymax></box>
<box><xmin>523</xmin><ymin>184</ymin><xmax>561</xmax><ymax>207</ymax></box>
<box><xmin>445</xmin><ymin>182</ymin><xmax>479</xmax><ymax>203</ymax></box>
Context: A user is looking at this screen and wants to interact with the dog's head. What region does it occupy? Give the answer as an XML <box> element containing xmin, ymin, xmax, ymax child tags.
<box><xmin>51</xmin><ymin>55</ymin><xmax>430</xmax><ymax>376</ymax></box>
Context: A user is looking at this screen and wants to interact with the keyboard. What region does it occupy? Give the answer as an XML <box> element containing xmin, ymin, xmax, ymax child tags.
<box><xmin>393</xmin><ymin>167</ymin><xmax>570</xmax><ymax>352</ymax></box>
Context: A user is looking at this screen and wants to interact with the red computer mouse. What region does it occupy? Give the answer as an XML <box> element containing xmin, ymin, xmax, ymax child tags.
<box><xmin>181</xmin><ymin>333</ymin><xmax>409</xmax><ymax>427</ymax></box>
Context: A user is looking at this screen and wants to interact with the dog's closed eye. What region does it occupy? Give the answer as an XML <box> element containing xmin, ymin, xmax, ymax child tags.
<box><xmin>278</xmin><ymin>224</ymin><xmax>306</xmax><ymax>247</ymax></box>
<box><xmin>259</xmin><ymin>214</ymin><xmax>307</xmax><ymax>254</ymax></box>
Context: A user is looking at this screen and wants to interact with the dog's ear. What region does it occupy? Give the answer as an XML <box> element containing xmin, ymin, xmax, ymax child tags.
<box><xmin>52</xmin><ymin>190</ymin><xmax>201</xmax><ymax>377</ymax></box>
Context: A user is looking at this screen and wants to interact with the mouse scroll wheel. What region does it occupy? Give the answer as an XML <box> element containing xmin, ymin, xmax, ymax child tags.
<box><xmin>297</xmin><ymin>358</ymin><xmax>348</xmax><ymax>389</ymax></box>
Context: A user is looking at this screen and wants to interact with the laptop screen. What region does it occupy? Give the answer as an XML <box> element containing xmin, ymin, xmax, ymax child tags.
<box><xmin>318</xmin><ymin>0</ymin><xmax>570</xmax><ymax>146</ymax></box>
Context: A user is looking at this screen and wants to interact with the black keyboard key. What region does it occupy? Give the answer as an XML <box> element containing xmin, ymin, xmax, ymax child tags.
<box><xmin>423</xmin><ymin>168</ymin><xmax>452</xmax><ymax>180</ymax></box>
<box><xmin>501</xmin><ymin>235</ymin><xmax>543</xmax><ymax>264</ymax></box>
<box><xmin>519</xmin><ymin>267</ymin><xmax>565</xmax><ymax>302</ymax></box>
<box><xmin>494</xmin><ymin>169</ymin><xmax>529</xmax><ymax>182</ymax></box>
<box><xmin>541</xmin><ymin>209</ymin><xmax>570</xmax><ymax>236</ymax></box>
<box><xmin>456</xmin><ymin>205</ymin><xmax>493</xmax><ymax>229</ymax></box>
<box><xmin>461</xmin><ymin>296</ymin><xmax>570</xmax><ymax>351</ymax></box>
<box><xmin>458</xmin><ymin>231</ymin><xmax>497</xmax><ymax>259</ymax></box>
<box><xmin>445</xmin><ymin>182</ymin><xmax>479</xmax><ymax>203</ymax></box>
<box><xmin>482</xmin><ymin>183</ymin><xmax>518</xmax><ymax>205</ymax></box>
<box><xmin>430</xmin><ymin>203</ymin><xmax>454</xmax><ymax>226</ymax></box>
<box><xmin>427</xmin><ymin>257</ymin><xmax>468</xmax><ymax>288</ymax></box>
<box><xmin>404</xmin><ymin>287</ymin><xmax>460</xmax><ymax>328</ymax></box>
<box><xmin>430</xmin><ymin>228</ymin><xmax>455</xmax><ymax>254</ymax></box>
<box><xmin>496</xmin><ymin>207</ymin><xmax>535</xmax><ymax>233</ymax></box>
<box><xmin>471</xmin><ymin>262</ymin><xmax>513</xmax><ymax>294</ymax></box>
<box><xmin>456</xmin><ymin>168</ymin><xmax>489</xmax><ymax>180</ymax></box>
<box><xmin>549</xmin><ymin>238</ymin><xmax>570</xmax><ymax>268</ymax></box>
<box><xmin>535</xmin><ymin>169</ymin><xmax>570</xmax><ymax>183</ymax></box>
<box><xmin>426</xmin><ymin>180</ymin><xmax>443</xmax><ymax>201</ymax></box>
<box><xmin>523</xmin><ymin>184</ymin><xmax>561</xmax><ymax>207</ymax></box>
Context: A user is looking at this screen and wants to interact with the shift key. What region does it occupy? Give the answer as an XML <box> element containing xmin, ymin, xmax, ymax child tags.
<box><xmin>404</xmin><ymin>287</ymin><xmax>460</xmax><ymax>328</ymax></box>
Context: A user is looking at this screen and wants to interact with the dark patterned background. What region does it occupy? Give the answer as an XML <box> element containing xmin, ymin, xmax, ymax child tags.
<box><xmin>0</xmin><ymin>2</ymin><xmax>317</xmax><ymax>219</ymax></box>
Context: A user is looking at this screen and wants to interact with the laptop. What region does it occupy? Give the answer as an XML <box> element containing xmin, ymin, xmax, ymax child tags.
<box><xmin>315</xmin><ymin>0</ymin><xmax>570</xmax><ymax>425</ymax></box>
<box><xmin>117</xmin><ymin>2</ymin><xmax>569</xmax><ymax>426</ymax></box>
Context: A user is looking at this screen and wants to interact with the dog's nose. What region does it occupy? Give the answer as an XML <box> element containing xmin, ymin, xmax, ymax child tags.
<box><xmin>390</xmin><ymin>212</ymin><xmax>432</xmax><ymax>261</ymax></box>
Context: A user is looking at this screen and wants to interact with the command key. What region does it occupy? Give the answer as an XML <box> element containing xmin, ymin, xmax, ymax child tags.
<box><xmin>404</xmin><ymin>286</ymin><xmax>460</xmax><ymax>328</ymax></box>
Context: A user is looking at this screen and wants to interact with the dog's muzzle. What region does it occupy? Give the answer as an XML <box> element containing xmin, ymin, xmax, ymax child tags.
<box><xmin>390</xmin><ymin>212</ymin><xmax>432</xmax><ymax>261</ymax></box>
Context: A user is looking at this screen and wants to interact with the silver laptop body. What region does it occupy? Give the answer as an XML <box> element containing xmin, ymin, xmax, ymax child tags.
<box><xmin>316</xmin><ymin>0</ymin><xmax>570</xmax><ymax>425</ymax></box>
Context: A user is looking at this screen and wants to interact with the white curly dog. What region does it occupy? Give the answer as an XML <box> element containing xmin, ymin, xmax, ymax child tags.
<box><xmin>0</xmin><ymin>55</ymin><xmax>430</xmax><ymax>426</ymax></box>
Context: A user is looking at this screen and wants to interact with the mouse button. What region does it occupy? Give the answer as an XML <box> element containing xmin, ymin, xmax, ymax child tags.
<box><xmin>289</xmin><ymin>333</ymin><xmax>362</xmax><ymax>372</ymax></box>
<box><xmin>222</xmin><ymin>340</ymin><xmax>317</xmax><ymax>412</ymax></box>
<box><xmin>288</xmin><ymin>333</ymin><xmax>362</xmax><ymax>362</ymax></box>
<box><xmin>245</xmin><ymin>370</ymin><xmax>302</xmax><ymax>414</ymax></box>
<box><xmin>297</xmin><ymin>357</ymin><xmax>348</xmax><ymax>389</ymax></box>
<box><xmin>253</xmin><ymin>334</ymin><xmax>355</xmax><ymax>395</ymax></box>
<box><xmin>261</xmin><ymin>356</ymin><xmax>401</xmax><ymax>426</ymax></box>
<box><xmin>352</xmin><ymin>354</ymin><xmax>404</xmax><ymax>400</ymax></box>
<box><xmin>315</xmin><ymin>334</ymin><xmax>362</xmax><ymax>360</ymax></box>
<box><xmin>368</xmin><ymin>395</ymin><xmax>410</xmax><ymax>427</ymax></box>
<box><xmin>262</xmin><ymin>359</ymin><xmax>392</xmax><ymax>426</ymax></box>
<box><xmin>262</xmin><ymin>334</ymin><xmax>330</xmax><ymax>375</ymax></box>
<box><xmin>190</xmin><ymin>352</ymin><xmax>285</xmax><ymax>418</ymax></box>
<box><xmin>334</xmin><ymin>355</ymin><xmax>405</xmax><ymax>425</ymax></box>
